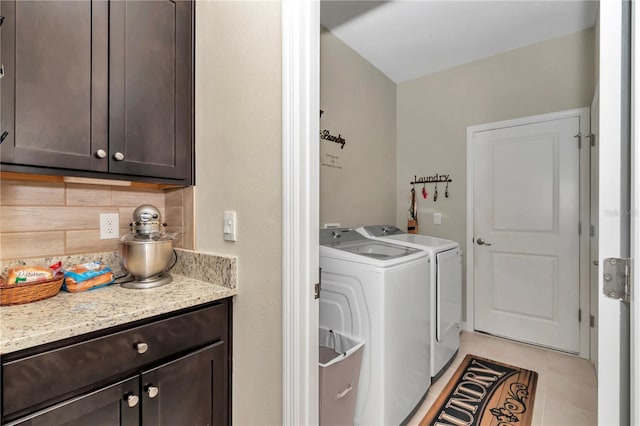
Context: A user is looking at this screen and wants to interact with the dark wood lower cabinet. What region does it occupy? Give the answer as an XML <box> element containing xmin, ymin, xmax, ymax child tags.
<box><xmin>7</xmin><ymin>377</ymin><xmax>139</xmax><ymax>426</ymax></box>
<box><xmin>1</xmin><ymin>300</ymin><xmax>231</xmax><ymax>426</ymax></box>
<box><xmin>141</xmin><ymin>342</ymin><xmax>228</xmax><ymax>426</ymax></box>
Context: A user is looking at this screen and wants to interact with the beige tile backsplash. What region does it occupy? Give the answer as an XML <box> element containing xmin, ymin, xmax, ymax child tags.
<box><xmin>0</xmin><ymin>180</ymin><xmax>194</xmax><ymax>261</ymax></box>
<box><xmin>164</xmin><ymin>187</ymin><xmax>195</xmax><ymax>250</ymax></box>
<box><xmin>0</xmin><ymin>232</ymin><xmax>66</xmax><ymax>259</ymax></box>
<box><xmin>0</xmin><ymin>180</ymin><xmax>66</xmax><ymax>206</ymax></box>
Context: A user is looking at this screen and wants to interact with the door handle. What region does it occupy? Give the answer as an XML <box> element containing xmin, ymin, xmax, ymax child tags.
<box><xmin>476</xmin><ymin>238</ymin><xmax>492</xmax><ymax>246</ymax></box>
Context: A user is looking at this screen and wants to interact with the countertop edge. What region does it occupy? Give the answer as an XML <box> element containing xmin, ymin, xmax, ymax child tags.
<box><xmin>1</xmin><ymin>274</ymin><xmax>237</xmax><ymax>355</ymax></box>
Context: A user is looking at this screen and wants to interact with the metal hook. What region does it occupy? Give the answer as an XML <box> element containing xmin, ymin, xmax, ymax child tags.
<box><xmin>445</xmin><ymin>180</ymin><xmax>449</xmax><ymax>198</ymax></box>
<box><xmin>433</xmin><ymin>181</ymin><xmax>438</xmax><ymax>202</ymax></box>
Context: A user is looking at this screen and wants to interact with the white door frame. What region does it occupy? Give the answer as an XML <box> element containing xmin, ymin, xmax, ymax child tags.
<box><xmin>632</xmin><ymin>2</ymin><xmax>640</xmax><ymax>422</ymax></box>
<box><xmin>598</xmin><ymin>1</ymin><xmax>632</xmax><ymax>423</ymax></box>
<box><xmin>466</xmin><ymin>108</ymin><xmax>591</xmax><ymax>359</ymax></box>
<box><xmin>282</xmin><ymin>0</ymin><xmax>320</xmax><ymax>424</ymax></box>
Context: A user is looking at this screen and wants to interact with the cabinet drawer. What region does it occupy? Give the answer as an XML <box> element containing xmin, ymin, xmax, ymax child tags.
<box><xmin>2</xmin><ymin>302</ymin><xmax>228</xmax><ymax>418</ymax></box>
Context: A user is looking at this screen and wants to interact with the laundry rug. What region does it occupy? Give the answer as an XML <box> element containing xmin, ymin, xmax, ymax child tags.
<box><xmin>419</xmin><ymin>354</ymin><xmax>538</xmax><ymax>426</ymax></box>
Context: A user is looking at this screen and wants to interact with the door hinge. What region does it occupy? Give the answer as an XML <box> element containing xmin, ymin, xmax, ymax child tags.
<box><xmin>574</xmin><ymin>133</ymin><xmax>582</xmax><ymax>149</ymax></box>
<box><xmin>315</xmin><ymin>267</ymin><xmax>322</xmax><ymax>300</ymax></box>
<box><xmin>603</xmin><ymin>257</ymin><xmax>631</xmax><ymax>303</ymax></box>
<box><xmin>578</xmin><ymin>309</ymin><xmax>582</xmax><ymax>322</ymax></box>
<box><xmin>578</xmin><ymin>222</ymin><xmax>582</xmax><ymax>235</ymax></box>
<box><xmin>586</xmin><ymin>133</ymin><xmax>596</xmax><ymax>147</ymax></box>
<box><xmin>590</xmin><ymin>315</ymin><xmax>595</xmax><ymax>328</ymax></box>
<box><xmin>590</xmin><ymin>224</ymin><xmax>595</xmax><ymax>237</ymax></box>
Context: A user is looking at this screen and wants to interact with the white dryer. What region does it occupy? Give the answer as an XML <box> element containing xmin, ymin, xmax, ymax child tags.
<box><xmin>356</xmin><ymin>225</ymin><xmax>462</xmax><ymax>381</ymax></box>
<box><xmin>319</xmin><ymin>228</ymin><xmax>431</xmax><ymax>426</ymax></box>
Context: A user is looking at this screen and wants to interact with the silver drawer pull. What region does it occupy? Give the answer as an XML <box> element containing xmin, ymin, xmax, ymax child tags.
<box><xmin>113</xmin><ymin>151</ymin><xmax>125</xmax><ymax>161</ymax></box>
<box><xmin>125</xmin><ymin>393</ymin><xmax>139</xmax><ymax>408</ymax></box>
<box><xmin>135</xmin><ymin>342</ymin><xmax>149</xmax><ymax>354</ymax></box>
<box><xmin>146</xmin><ymin>385</ymin><xmax>159</xmax><ymax>399</ymax></box>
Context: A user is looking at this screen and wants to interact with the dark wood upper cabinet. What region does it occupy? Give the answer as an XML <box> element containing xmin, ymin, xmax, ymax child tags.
<box><xmin>0</xmin><ymin>0</ymin><xmax>109</xmax><ymax>172</ymax></box>
<box><xmin>0</xmin><ymin>0</ymin><xmax>193</xmax><ymax>184</ymax></box>
<box><xmin>109</xmin><ymin>0</ymin><xmax>192</xmax><ymax>180</ymax></box>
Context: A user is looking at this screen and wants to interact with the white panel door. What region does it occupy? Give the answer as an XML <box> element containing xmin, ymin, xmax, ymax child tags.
<box><xmin>473</xmin><ymin>117</ymin><xmax>580</xmax><ymax>353</ymax></box>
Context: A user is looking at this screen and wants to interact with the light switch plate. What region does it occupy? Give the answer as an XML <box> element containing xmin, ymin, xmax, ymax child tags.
<box><xmin>433</xmin><ymin>212</ymin><xmax>442</xmax><ymax>225</ymax></box>
<box><xmin>223</xmin><ymin>211</ymin><xmax>237</xmax><ymax>241</ymax></box>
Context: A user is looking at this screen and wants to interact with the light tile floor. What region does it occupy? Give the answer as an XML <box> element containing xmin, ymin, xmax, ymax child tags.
<box><xmin>407</xmin><ymin>331</ymin><xmax>598</xmax><ymax>426</ymax></box>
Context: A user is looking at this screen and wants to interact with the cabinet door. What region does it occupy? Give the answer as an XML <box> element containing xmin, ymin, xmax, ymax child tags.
<box><xmin>0</xmin><ymin>0</ymin><xmax>109</xmax><ymax>171</ymax></box>
<box><xmin>6</xmin><ymin>376</ymin><xmax>139</xmax><ymax>426</ymax></box>
<box><xmin>109</xmin><ymin>0</ymin><xmax>192</xmax><ymax>181</ymax></box>
<box><xmin>141</xmin><ymin>341</ymin><xmax>228</xmax><ymax>426</ymax></box>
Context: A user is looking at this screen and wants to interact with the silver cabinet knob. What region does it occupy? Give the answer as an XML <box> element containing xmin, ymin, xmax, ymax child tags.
<box><xmin>136</xmin><ymin>342</ymin><xmax>149</xmax><ymax>354</ymax></box>
<box><xmin>113</xmin><ymin>151</ymin><xmax>125</xmax><ymax>161</ymax></box>
<box><xmin>476</xmin><ymin>238</ymin><xmax>492</xmax><ymax>246</ymax></box>
<box><xmin>146</xmin><ymin>385</ymin><xmax>159</xmax><ymax>399</ymax></box>
<box><xmin>125</xmin><ymin>393</ymin><xmax>139</xmax><ymax>408</ymax></box>
<box><xmin>95</xmin><ymin>149</ymin><xmax>107</xmax><ymax>159</ymax></box>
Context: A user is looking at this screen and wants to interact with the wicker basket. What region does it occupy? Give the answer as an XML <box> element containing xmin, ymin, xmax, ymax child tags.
<box><xmin>0</xmin><ymin>274</ymin><xmax>65</xmax><ymax>306</ymax></box>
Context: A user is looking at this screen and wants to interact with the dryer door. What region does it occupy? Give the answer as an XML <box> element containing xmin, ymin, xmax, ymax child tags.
<box><xmin>436</xmin><ymin>249</ymin><xmax>463</xmax><ymax>341</ymax></box>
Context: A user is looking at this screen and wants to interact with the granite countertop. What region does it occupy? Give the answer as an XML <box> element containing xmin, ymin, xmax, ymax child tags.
<box><xmin>0</xmin><ymin>249</ymin><xmax>238</xmax><ymax>354</ymax></box>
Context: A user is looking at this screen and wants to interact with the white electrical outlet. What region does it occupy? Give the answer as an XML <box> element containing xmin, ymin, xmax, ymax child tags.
<box><xmin>323</xmin><ymin>223</ymin><xmax>341</xmax><ymax>228</ymax></box>
<box><xmin>100</xmin><ymin>213</ymin><xmax>120</xmax><ymax>239</ymax></box>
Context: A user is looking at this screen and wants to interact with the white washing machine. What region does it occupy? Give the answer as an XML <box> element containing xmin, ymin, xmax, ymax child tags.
<box><xmin>319</xmin><ymin>228</ymin><xmax>431</xmax><ymax>426</ymax></box>
<box><xmin>356</xmin><ymin>225</ymin><xmax>462</xmax><ymax>381</ymax></box>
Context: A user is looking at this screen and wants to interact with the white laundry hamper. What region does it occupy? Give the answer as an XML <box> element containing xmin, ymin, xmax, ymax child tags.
<box><xmin>319</xmin><ymin>328</ymin><xmax>365</xmax><ymax>426</ymax></box>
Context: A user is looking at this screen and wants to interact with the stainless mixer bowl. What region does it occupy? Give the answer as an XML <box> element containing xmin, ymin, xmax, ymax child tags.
<box><xmin>119</xmin><ymin>239</ymin><xmax>173</xmax><ymax>280</ymax></box>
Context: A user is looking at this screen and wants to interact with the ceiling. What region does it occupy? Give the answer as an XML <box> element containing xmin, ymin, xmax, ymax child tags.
<box><xmin>321</xmin><ymin>1</ymin><xmax>599</xmax><ymax>83</ymax></box>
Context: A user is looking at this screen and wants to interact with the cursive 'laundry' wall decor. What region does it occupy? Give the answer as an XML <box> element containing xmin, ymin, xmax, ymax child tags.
<box><xmin>320</xmin><ymin>109</ymin><xmax>347</xmax><ymax>170</ymax></box>
<box><xmin>320</xmin><ymin>129</ymin><xmax>346</xmax><ymax>149</ymax></box>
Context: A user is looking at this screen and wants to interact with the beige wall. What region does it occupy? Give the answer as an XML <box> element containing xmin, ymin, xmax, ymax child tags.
<box><xmin>194</xmin><ymin>2</ymin><xmax>282</xmax><ymax>425</ymax></box>
<box><xmin>396</xmin><ymin>28</ymin><xmax>596</xmax><ymax>320</ymax></box>
<box><xmin>0</xmin><ymin>179</ymin><xmax>183</xmax><ymax>260</ymax></box>
<box><xmin>320</xmin><ymin>27</ymin><xmax>396</xmax><ymax>228</ymax></box>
